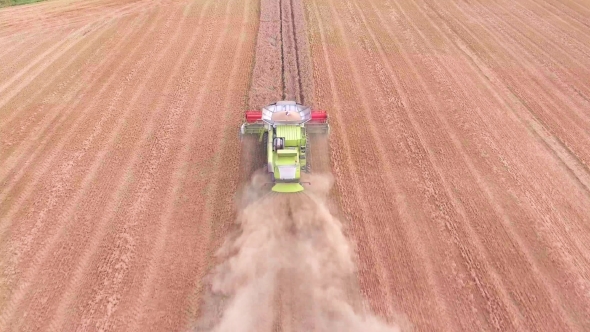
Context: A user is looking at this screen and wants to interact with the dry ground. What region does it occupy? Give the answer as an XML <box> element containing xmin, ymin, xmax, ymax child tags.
<box><xmin>1</xmin><ymin>0</ymin><xmax>258</xmax><ymax>330</ymax></box>
<box><xmin>1</xmin><ymin>0</ymin><xmax>590</xmax><ymax>331</ymax></box>
<box><xmin>303</xmin><ymin>0</ymin><xmax>590</xmax><ymax>330</ymax></box>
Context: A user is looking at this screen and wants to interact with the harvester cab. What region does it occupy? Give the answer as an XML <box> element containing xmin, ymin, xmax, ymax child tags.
<box><xmin>240</xmin><ymin>101</ymin><xmax>329</xmax><ymax>193</ymax></box>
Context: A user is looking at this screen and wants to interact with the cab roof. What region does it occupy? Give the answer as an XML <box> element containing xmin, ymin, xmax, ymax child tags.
<box><xmin>261</xmin><ymin>101</ymin><xmax>312</xmax><ymax>125</ymax></box>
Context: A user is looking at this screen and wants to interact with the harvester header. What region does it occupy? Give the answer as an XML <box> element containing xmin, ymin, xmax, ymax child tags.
<box><xmin>240</xmin><ymin>101</ymin><xmax>329</xmax><ymax>193</ymax></box>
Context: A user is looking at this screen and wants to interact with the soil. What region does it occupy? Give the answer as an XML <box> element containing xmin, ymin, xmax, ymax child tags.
<box><xmin>303</xmin><ymin>0</ymin><xmax>590</xmax><ymax>330</ymax></box>
<box><xmin>0</xmin><ymin>0</ymin><xmax>257</xmax><ymax>331</ymax></box>
<box><xmin>1</xmin><ymin>0</ymin><xmax>589</xmax><ymax>331</ymax></box>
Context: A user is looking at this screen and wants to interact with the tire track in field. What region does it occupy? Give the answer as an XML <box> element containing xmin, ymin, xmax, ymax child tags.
<box><xmin>0</xmin><ymin>34</ymin><xmax>50</xmax><ymax>77</ymax></box>
<box><xmin>342</xmin><ymin>0</ymin><xmax>486</xmax><ymax>326</ymax></box>
<box><xmin>185</xmin><ymin>0</ymin><xmax>259</xmax><ymax>325</ymax></box>
<box><xmin>441</xmin><ymin>0</ymin><xmax>590</xmax><ymax>212</ymax></box>
<box><xmin>511</xmin><ymin>0</ymin><xmax>590</xmax><ymax>57</ymax></box>
<box><xmin>312</xmin><ymin>0</ymin><xmax>397</xmax><ymax>319</ymax></box>
<box><xmin>456</xmin><ymin>0</ymin><xmax>590</xmax><ymax>249</ymax></box>
<box><xmin>0</xmin><ymin>14</ymin><xmax>144</xmax><ymax>195</ymax></box>
<box><xmin>124</xmin><ymin>0</ymin><xmax>248</xmax><ymax>329</ymax></box>
<box><xmin>0</xmin><ymin>30</ymin><xmax>57</xmax><ymax>72</ymax></box>
<box><xmin>326</xmin><ymin>0</ymin><xmax>521</xmax><ymax>328</ymax></box>
<box><xmin>175</xmin><ymin>0</ymin><xmax>257</xmax><ymax>328</ymax></box>
<box><xmin>106</xmin><ymin>0</ymin><xmax>229</xmax><ymax>330</ymax></box>
<box><xmin>406</xmin><ymin>0</ymin><xmax>589</xmax><ymax>327</ymax></box>
<box><xmin>421</xmin><ymin>0</ymin><xmax>590</xmax><ymax>321</ymax></box>
<box><xmin>430</xmin><ymin>0</ymin><xmax>590</xmax><ymax>194</ymax></box>
<box><xmin>0</xmin><ymin>27</ymin><xmax>62</xmax><ymax>46</ymax></box>
<box><xmin>342</xmin><ymin>0</ymin><xmax>528</xmax><ymax>329</ymax></box>
<box><xmin>437</xmin><ymin>0</ymin><xmax>590</xmax><ymax>264</ymax></box>
<box><xmin>440</xmin><ymin>0</ymin><xmax>584</xmax><ymax>174</ymax></box>
<box><xmin>0</xmin><ymin>0</ymin><xmax>100</xmax><ymax>36</ymax></box>
<box><xmin>0</xmin><ymin>8</ymin><xmax>167</xmax><ymax>330</ymax></box>
<box><xmin>306</xmin><ymin>0</ymin><xmax>382</xmax><ymax>311</ymax></box>
<box><xmin>66</xmin><ymin>0</ymin><xmax>220</xmax><ymax>326</ymax></box>
<box><xmin>350</xmin><ymin>0</ymin><xmax>588</xmax><ymax>328</ymax></box>
<box><xmin>369</xmin><ymin>0</ymin><xmax>573</xmax><ymax>328</ymax></box>
<box><xmin>0</xmin><ymin>19</ymin><xmax>105</xmax><ymax>109</ymax></box>
<box><xmin>0</xmin><ymin>0</ymin><xmax>144</xmax><ymax>38</ymax></box>
<box><xmin>306</xmin><ymin>0</ymin><xmax>425</xmax><ymax>325</ymax></box>
<box><xmin>406</xmin><ymin>0</ymin><xmax>572</xmax><ymax>308</ymax></box>
<box><xmin>430</xmin><ymin>0</ymin><xmax>590</xmax><ymax>179</ymax></box>
<box><xmin>0</xmin><ymin>11</ymin><xmax>156</xmax><ymax>245</ymax></box>
<box><xmin>492</xmin><ymin>0</ymin><xmax>590</xmax><ymax>99</ymax></box>
<box><xmin>536</xmin><ymin>0</ymin><xmax>590</xmax><ymax>31</ymax></box>
<box><xmin>472</xmin><ymin>0</ymin><xmax>590</xmax><ymax>122</ymax></box>
<box><xmin>0</xmin><ymin>0</ymin><xmax>87</xmax><ymax>18</ymax></box>
<box><xmin>449</xmin><ymin>2</ymin><xmax>590</xmax><ymax>326</ymax></box>
<box><xmin>53</xmin><ymin>0</ymin><xmax>222</xmax><ymax>329</ymax></box>
<box><xmin>510</xmin><ymin>0</ymin><xmax>590</xmax><ymax>46</ymax></box>
<box><xmin>426</xmin><ymin>0</ymin><xmax>590</xmax><ymax>192</ymax></box>
<box><xmin>454</xmin><ymin>0</ymin><xmax>590</xmax><ymax>229</ymax></box>
<box><xmin>0</xmin><ymin>20</ymin><xmax>123</xmax><ymax>157</ymax></box>
<box><xmin>0</xmin><ymin>21</ymin><xmax>123</xmax><ymax>163</ymax></box>
<box><xmin>0</xmin><ymin>3</ymin><xmax>141</xmax><ymax>109</ymax></box>
<box><xmin>13</xmin><ymin>0</ymin><xmax>149</xmax><ymax>45</ymax></box>
<box><xmin>331</xmin><ymin>0</ymin><xmax>469</xmax><ymax>328</ymax></box>
<box><xmin>0</xmin><ymin>5</ymin><xmax>154</xmax><ymax>324</ymax></box>
<box><xmin>0</xmin><ymin>22</ymin><xmax>117</xmax><ymax>128</ymax></box>
<box><xmin>0</xmin><ymin>35</ymin><xmax>29</xmax><ymax>57</ymax></box>
<box><xmin>0</xmin><ymin>15</ymin><xmax>115</xmax><ymax>109</ymax></box>
<box><xmin>306</xmin><ymin>0</ymin><xmax>381</xmax><ymax>305</ymax></box>
<box><xmin>308</xmin><ymin>0</ymin><xmax>590</xmax><ymax>330</ymax></box>
<box><xmin>26</xmin><ymin>5</ymin><xmax>189</xmax><ymax>331</ymax></box>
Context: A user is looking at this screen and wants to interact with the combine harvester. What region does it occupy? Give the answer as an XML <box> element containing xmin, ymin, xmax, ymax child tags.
<box><xmin>240</xmin><ymin>101</ymin><xmax>329</xmax><ymax>193</ymax></box>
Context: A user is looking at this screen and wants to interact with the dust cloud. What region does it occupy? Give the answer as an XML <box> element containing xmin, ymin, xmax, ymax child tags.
<box><xmin>192</xmin><ymin>171</ymin><xmax>403</xmax><ymax>332</ymax></box>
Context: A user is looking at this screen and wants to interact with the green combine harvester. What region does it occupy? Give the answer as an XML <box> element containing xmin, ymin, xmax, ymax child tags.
<box><xmin>240</xmin><ymin>101</ymin><xmax>329</xmax><ymax>193</ymax></box>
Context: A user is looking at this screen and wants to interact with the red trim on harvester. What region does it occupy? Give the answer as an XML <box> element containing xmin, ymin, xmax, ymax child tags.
<box><xmin>244</xmin><ymin>110</ymin><xmax>327</xmax><ymax>123</ymax></box>
<box><xmin>310</xmin><ymin>110</ymin><xmax>328</xmax><ymax>123</ymax></box>
<box><xmin>245</xmin><ymin>111</ymin><xmax>262</xmax><ymax>123</ymax></box>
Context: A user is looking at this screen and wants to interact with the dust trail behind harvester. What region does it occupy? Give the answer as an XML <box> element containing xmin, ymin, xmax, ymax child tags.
<box><xmin>192</xmin><ymin>170</ymin><xmax>403</xmax><ymax>332</ymax></box>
